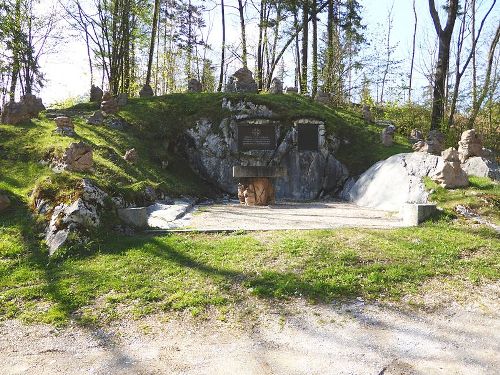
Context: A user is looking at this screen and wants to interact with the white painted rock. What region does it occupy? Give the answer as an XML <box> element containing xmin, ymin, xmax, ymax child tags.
<box><xmin>341</xmin><ymin>153</ymin><xmax>444</xmax><ymax>212</ymax></box>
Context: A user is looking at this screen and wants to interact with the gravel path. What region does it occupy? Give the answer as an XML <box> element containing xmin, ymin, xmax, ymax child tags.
<box><xmin>1</xmin><ymin>284</ymin><xmax>499</xmax><ymax>375</ymax></box>
<box><xmin>182</xmin><ymin>201</ymin><xmax>405</xmax><ymax>231</ymax></box>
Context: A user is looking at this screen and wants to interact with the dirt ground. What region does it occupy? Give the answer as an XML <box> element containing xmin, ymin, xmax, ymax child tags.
<box><xmin>184</xmin><ymin>201</ymin><xmax>405</xmax><ymax>231</ymax></box>
<box><xmin>1</xmin><ymin>282</ymin><xmax>499</xmax><ymax>375</ymax></box>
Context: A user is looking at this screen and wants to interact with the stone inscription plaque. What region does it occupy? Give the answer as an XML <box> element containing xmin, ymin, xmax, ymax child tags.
<box><xmin>238</xmin><ymin>125</ymin><xmax>276</xmax><ymax>151</ymax></box>
<box><xmin>298</xmin><ymin>124</ymin><xmax>319</xmax><ymax>151</ymax></box>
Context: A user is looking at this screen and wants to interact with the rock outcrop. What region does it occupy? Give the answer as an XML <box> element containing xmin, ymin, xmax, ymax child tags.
<box><xmin>457</xmin><ymin>129</ymin><xmax>483</xmax><ymax>163</ymax></box>
<box><xmin>182</xmin><ymin>98</ymin><xmax>348</xmax><ymax>200</ymax></box>
<box><xmin>43</xmin><ymin>179</ymin><xmax>108</xmax><ymax>255</ymax></box>
<box><xmin>341</xmin><ymin>153</ymin><xmax>444</xmax><ymax>212</ymax></box>
<box><xmin>58</xmin><ymin>142</ymin><xmax>93</xmax><ymax>172</ymax></box>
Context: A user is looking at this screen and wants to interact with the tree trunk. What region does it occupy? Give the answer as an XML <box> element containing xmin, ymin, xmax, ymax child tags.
<box><xmin>300</xmin><ymin>0</ymin><xmax>309</xmax><ymax>94</ymax></box>
<box><xmin>409</xmin><ymin>0</ymin><xmax>417</xmax><ymax>102</ymax></box>
<box><xmin>428</xmin><ymin>0</ymin><xmax>459</xmax><ymax>131</ymax></box>
<box><xmin>238</xmin><ymin>0</ymin><xmax>248</xmax><ymax>69</ymax></box>
<box><xmin>218</xmin><ymin>0</ymin><xmax>225</xmax><ymax>92</ymax></box>
<box><xmin>257</xmin><ymin>0</ymin><xmax>265</xmax><ymax>89</ymax></box>
<box><xmin>146</xmin><ymin>0</ymin><xmax>160</xmax><ymax>86</ymax></box>
<box><xmin>311</xmin><ymin>0</ymin><xmax>318</xmax><ymax>97</ymax></box>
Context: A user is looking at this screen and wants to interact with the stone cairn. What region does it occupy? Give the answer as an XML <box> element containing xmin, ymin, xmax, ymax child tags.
<box><xmin>238</xmin><ymin>179</ymin><xmax>275</xmax><ymax>206</ymax></box>
<box><xmin>87</xmin><ymin>110</ymin><xmax>104</xmax><ymax>125</ymax></box>
<box><xmin>431</xmin><ymin>147</ymin><xmax>469</xmax><ymax>189</ymax></box>
<box><xmin>225</xmin><ymin>67</ymin><xmax>258</xmax><ymax>93</ymax></box>
<box><xmin>412</xmin><ymin>130</ymin><xmax>445</xmax><ymax>155</ymax></box>
<box><xmin>381</xmin><ymin>124</ymin><xmax>396</xmax><ymax>147</ymax></box>
<box><xmin>269</xmin><ymin>78</ymin><xmax>283</xmax><ymax>94</ymax></box>
<box><xmin>1</xmin><ymin>94</ymin><xmax>45</xmax><ymax>124</ymax></box>
<box><xmin>188</xmin><ymin>78</ymin><xmax>203</xmax><ymax>93</ymax></box>
<box><xmin>457</xmin><ymin>129</ymin><xmax>483</xmax><ymax>163</ymax></box>
<box><xmin>123</xmin><ymin>148</ymin><xmax>138</xmax><ymax>164</ymax></box>
<box><xmin>139</xmin><ymin>84</ymin><xmax>154</xmax><ymax>98</ymax></box>
<box><xmin>54</xmin><ymin>116</ymin><xmax>75</xmax><ymax>137</ymax></box>
<box><xmin>100</xmin><ymin>92</ymin><xmax>118</xmax><ymax>114</ymax></box>
<box><xmin>90</xmin><ymin>85</ymin><xmax>103</xmax><ymax>102</ymax></box>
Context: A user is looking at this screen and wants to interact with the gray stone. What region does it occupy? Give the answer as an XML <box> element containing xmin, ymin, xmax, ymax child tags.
<box><xmin>409</xmin><ymin>129</ymin><xmax>423</xmax><ymax>144</ymax></box>
<box><xmin>461</xmin><ymin>157</ymin><xmax>500</xmax><ymax>181</ymax></box>
<box><xmin>62</xmin><ymin>142</ymin><xmax>93</xmax><ymax>172</ymax></box>
<box><xmin>139</xmin><ymin>84</ymin><xmax>154</xmax><ymax>98</ymax></box>
<box><xmin>90</xmin><ymin>85</ymin><xmax>103</xmax><ymax>102</ymax></box>
<box><xmin>314</xmin><ymin>89</ymin><xmax>330</xmax><ymax>104</ymax></box>
<box><xmin>342</xmin><ymin>153</ymin><xmax>444</xmax><ymax>212</ymax></box>
<box><xmin>441</xmin><ymin>147</ymin><xmax>460</xmax><ymax>162</ymax></box>
<box><xmin>402</xmin><ymin>203</ymin><xmax>437</xmax><ymax>226</ymax></box>
<box><xmin>285</xmin><ymin>87</ymin><xmax>298</xmax><ymax>94</ymax></box>
<box><xmin>146</xmin><ymin>200</ymin><xmax>195</xmax><ymax>229</ymax></box>
<box><xmin>123</xmin><ymin>148</ymin><xmax>138</xmax><ymax>164</ymax></box>
<box><xmin>187</xmin><ymin>79</ymin><xmax>202</xmax><ymax>93</ymax></box>
<box><xmin>117</xmin><ymin>207</ymin><xmax>148</xmax><ymax>228</ymax></box>
<box><xmin>182</xmin><ymin>99</ymin><xmax>348</xmax><ymax>200</ymax></box>
<box><xmin>430</xmin><ymin>161</ymin><xmax>469</xmax><ymax>189</ymax></box>
<box><xmin>0</xmin><ymin>192</ymin><xmax>11</xmax><ymax>212</ymax></box>
<box><xmin>362</xmin><ymin>105</ymin><xmax>373</xmax><ymax>123</ymax></box>
<box><xmin>87</xmin><ymin>110</ymin><xmax>104</xmax><ymax>125</ymax></box>
<box><xmin>101</xmin><ymin>92</ymin><xmax>118</xmax><ymax>114</ymax></box>
<box><xmin>45</xmin><ymin>179</ymin><xmax>108</xmax><ymax>255</ymax></box>
<box><xmin>269</xmin><ymin>78</ymin><xmax>283</xmax><ymax>94</ymax></box>
<box><xmin>1</xmin><ymin>94</ymin><xmax>45</xmax><ymax>124</ymax></box>
<box><xmin>54</xmin><ymin>116</ymin><xmax>76</xmax><ymax>136</ymax></box>
<box><xmin>21</xmin><ymin>94</ymin><xmax>45</xmax><ymax>117</ymax></box>
<box><xmin>413</xmin><ymin>130</ymin><xmax>445</xmax><ymax>155</ymax></box>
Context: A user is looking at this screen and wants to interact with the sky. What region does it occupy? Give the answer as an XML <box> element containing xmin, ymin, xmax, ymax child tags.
<box><xmin>36</xmin><ymin>0</ymin><xmax>499</xmax><ymax>105</ymax></box>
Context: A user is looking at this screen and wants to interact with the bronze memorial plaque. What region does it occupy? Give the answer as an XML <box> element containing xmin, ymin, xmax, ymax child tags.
<box><xmin>238</xmin><ymin>124</ymin><xmax>276</xmax><ymax>151</ymax></box>
<box><xmin>298</xmin><ymin>124</ymin><xmax>319</xmax><ymax>151</ymax></box>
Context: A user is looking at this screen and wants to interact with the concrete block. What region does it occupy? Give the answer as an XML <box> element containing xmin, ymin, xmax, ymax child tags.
<box><xmin>117</xmin><ymin>207</ymin><xmax>148</xmax><ymax>228</ymax></box>
<box><xmin>402</xmin><ymin>203</ymin><xmax>437</xmax><ymax>226</ymax></box>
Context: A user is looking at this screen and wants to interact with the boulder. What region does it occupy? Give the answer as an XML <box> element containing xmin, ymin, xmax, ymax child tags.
<box><xmin>90</xmin><ymin>85</ymin><xmax>103</xmax><ymax>102</ymax></box>
<box><xmin>101</xmin><ymin>92</ymin><xmax>118</xmax><ymax>114</ymax></box>
<box><xmin>0</xmin><ymin>192</ymin><xmax>11</xmax><ymax>212</ymax></box>
<box><xmin>314</xmin><ymin>89</ymin><xmax>330</xmax><ymax>104</ymax></box>
<box><xmin>269</xmin><ymin>78</ymin><xmax>283</xmax><ymax>94</ymax></box>
<box><xmin>45</xmin><ymin>179</ymin><xmax>108</xmax><ymax>255</ymax></box>
<box><xmin>461</xmin><ymin>157</ymin><xmax>500</xmax><ymax>181</ymax></box>
<box><xmin>54</xmin><ymin>116</ymin><xmax>75</xmax><ymax>136</ymax></box>
<box><xmin>1</xmin><ymin>94</ymin><xmax>45</xmax><ymax>124</ymax></box>
<box><xmin>116</xmin><ymin>93</ymin><xmax>128</xmax><ymax>106</ymax></box>
<box><xmin>187</xmin><ymin>79</ymin><xmax>202</xmax><ymax>93</ymax></box>
<box><xmin>182</xmin><ymin>99</ymin><xmax>349</xmax><ymax>200</ymax></box>
<box><xmin>458</xmin><ymin>129</ymin><xmax>483</xmax><ymax>163</ymax></box>
<box><xmin>87</xmin><ymin>110</ymin><xmax>104</xmax><ymax>125</ymax></box>
<box><xmin>139</xmin><ymin>84</ymin><xmax>154</xmax><ymax>98</ymax></box>
<box><xmin>362</xmin><ymin>105</ymin><xmax>373</xmax><ymax>123</ymax></box>
<box><xmin>225</xmin><ymin>67</ymin><xmax>258</xmax><ymax>93</ymax></box>
<box><xmin>62</xmin><ymin>142</ymin><xmax>93</xmax><ymax>172</ymax></box>
<box><xmin>285</xmin><ymin>87</ymin><xmax>299</xmax><ymax>94</ymax></box>
<box><xmin>117</xmin><ymin>207</ymin><xmax>148</xmax><ymax>228</ymax></box>
<box><xmin>123</xmin><ymin>148</ymin><xmax>138</xmax><ymax>164</ymax></box>
<box><xmin>381</xmin><ymin>124</ymin><xmax>396</xmax><ymax>147</ymax></box>
<box><xmin>341</xmin><ymin>153</ymin><xmax>445</xmax><ymax>212</ymax></box>
<box><xmin>430</xmin><ymin>160</ymin><xmax>469</xmax><ymax>189</ymax></box>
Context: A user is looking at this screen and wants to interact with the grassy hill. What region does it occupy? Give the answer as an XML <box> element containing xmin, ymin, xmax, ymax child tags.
<box><xmin>0</xmin><ymin>93</ymin><xmax>498</xmax><ymax>326</ymax></box>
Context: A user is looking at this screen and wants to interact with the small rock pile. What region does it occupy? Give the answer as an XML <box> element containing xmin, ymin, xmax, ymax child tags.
<box><xmin>431</xmin><ymin>147</ymin><xmax>469</xmax><ymax>189</ymax></box>
<box><xmin>187</xmin><ymin>79</ymin><xmax>202</xmax><ymax>93</ymax></box>
<box><xmin>381</xmin><ymin>124</ymin><xmax>396</xmax><ymax>147</ymax></box>
<box><xmin>139</xmin><ymin>84</ymin><xmax>154</xmax><ymax>98</ymax></box>
<box><xmin>54</xmin><ymin>116</ymin><xmax>75</xmax><ymax>136</ymax></box>
<box><xmin>225</xmin><ymin>67</ymin><xmax>258</xmax><ymax>93</ymax></box>
<box><xmin>100</xmin><ymin>92</ymin><xmax>118</xmax><ymax>114</ymax></box>
<box><xmin>90</xmin><ymin>85</ymin><xmax>103</xmax><ymax>102</ymax></box>
<box><xmin>269</xmin><ymin>78</ymin><xmax>283</xmax><ymax>94</ymax></box>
